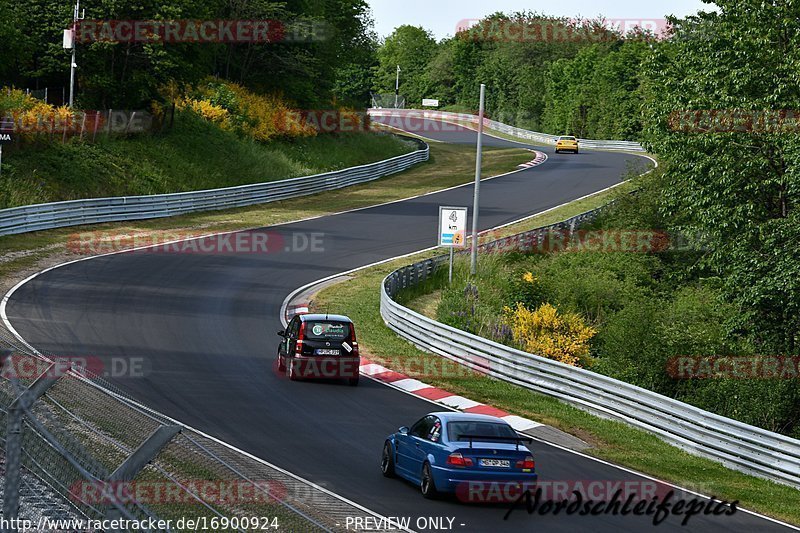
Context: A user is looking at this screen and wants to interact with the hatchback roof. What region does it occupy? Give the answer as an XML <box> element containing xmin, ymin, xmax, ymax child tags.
<box><xmin>298</xmin><ymin>313</ymin><xmax>352</xmax><ymax>323</ymax></box>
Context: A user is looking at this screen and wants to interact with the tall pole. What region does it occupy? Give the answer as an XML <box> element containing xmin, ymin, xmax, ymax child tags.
<box><xmin>470</xmin><ymin>84</ymin><xmax>486</xmax><ymax>275</ymax></box>
<box><xmin>68</xmin><ymin>0</ymin><xmax>80</xmax><ymax>108</ymax></box>
<box><xmin>394</xmin><ymin>65</ymin><xmax>400</xmax><ymax>108</ymax></box>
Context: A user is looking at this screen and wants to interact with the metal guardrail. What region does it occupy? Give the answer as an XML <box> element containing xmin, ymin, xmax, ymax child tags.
<box><xmin>380</xmin><ymin>207</ymin><xmax>800</xmax><ymax>489</ymax></box>
<box><xmin>368</xmin><ymin>109</ymin><xmax>645</xmax><ymax>151</ymax></box>
<box><xmin>0</xmin><ymin>137</ymin><xmax>429</xmax><ymax>237</ymax></box>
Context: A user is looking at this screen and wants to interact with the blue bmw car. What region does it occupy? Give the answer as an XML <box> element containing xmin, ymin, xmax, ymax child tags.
<box><xmin>381</xmin><ymin>412</ymin><xmax>538</xmax><ymax>500</ymax></box>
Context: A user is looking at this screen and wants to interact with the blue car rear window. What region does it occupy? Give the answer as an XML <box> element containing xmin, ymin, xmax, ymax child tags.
<box><xmin>447</xmin><ymin>421</ymin><xmax>518</xmax><ymax>442</ymax></box>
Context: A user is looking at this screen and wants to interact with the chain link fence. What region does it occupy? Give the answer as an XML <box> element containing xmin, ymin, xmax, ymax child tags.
<box><xmin>13</xmin><ymin>87</ymin><xmax>67</xmax><ymax>106</ymax></box>
<box><xmin>370</xmin><ymin>93</ymin><xmax>406</xmax><ymax>109</ymax></box>
<box><xmin>0</xmin><ymin>330</ymin><xmax>405</xmax><ymax>531</ymax></box>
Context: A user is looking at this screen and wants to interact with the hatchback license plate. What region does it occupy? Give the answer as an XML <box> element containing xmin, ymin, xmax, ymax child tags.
<box><xmin>480</xmin><ymin>459</ymin><xmax>510</xmax><ymax>468</ymax></box>
<box><xmin>315</xmin><ymin>349</ymin><xmax>340</xmax><ymax>356</ymax></box>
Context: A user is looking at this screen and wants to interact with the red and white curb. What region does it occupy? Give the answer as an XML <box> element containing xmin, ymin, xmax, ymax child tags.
<box><xmin>285</xmin><ymin>304</ymin><xmax>309</xmax><ymax>319</ymax></box>
<box><xmin>517</xmin><ymin>149</ymin><xmax>547</xmax><ymax>169</ymax></box>
<box><xmin>360</xmin><ymin>357</ymin><xmax>543</xmax><ymax>432</ymax></box>
<box><xmin>285</xmin><ymin>302</ymin><xmax>544</xmax><ymax>433</ymax></box>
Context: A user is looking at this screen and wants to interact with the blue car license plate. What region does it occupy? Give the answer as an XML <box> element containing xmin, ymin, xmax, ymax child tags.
<box><xmin>479</xmin><ymin>459</ymin><xmax>510</xmax><ymax>468</ymax></box>
<box><xmin>315</xmin><ymin>349</ymin><xmax>340</xmax><ymax>356</ymax></box>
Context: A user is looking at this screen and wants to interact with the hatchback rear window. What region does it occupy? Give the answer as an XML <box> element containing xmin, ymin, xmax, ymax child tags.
<box><xmin>304</xmin><ymin>321</ymin><xmax>351</xmax><ymax>340</ymax></box>
<box><xmin>558</xmin><ymin>136</ymin><xmax>576</xmax><ymax>141</ymax></box>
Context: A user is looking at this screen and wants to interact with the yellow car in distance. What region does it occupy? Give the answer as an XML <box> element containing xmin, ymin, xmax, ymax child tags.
<box><xmin>555</xmin><ymin>135</ymin><xmax>579</xmax><ymax>154</ymax></box>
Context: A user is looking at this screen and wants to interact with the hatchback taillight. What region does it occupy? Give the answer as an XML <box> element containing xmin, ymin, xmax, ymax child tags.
<box><xmin>446</xmin><ymin>453</ymin><xmax>474</xmax><ymax>467</ymax></box>
<box><xmin>349</xmin><ymin>325</ymin><xmax>359</xmax><ymax>356</ymax></box>
<box><xmin>295</xmin><ymin>323</ymin><xmax>305</xmax><ymax>356</ymax></box>
<box><xmin>515</xmin><ymin>456</ymin><xmax>535</xmax><ymax>470</ymax></box>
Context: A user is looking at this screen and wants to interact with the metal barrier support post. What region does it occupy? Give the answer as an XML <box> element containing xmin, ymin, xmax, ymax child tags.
<box><xmin>103</xmin><ymin>425</ymin><xmax>181</xmax><ymax>527</ymax></box>
<box><xmin>2</xmin><ymin>364</ymin><xmax>59</xmax><ymax>530</ymax></box>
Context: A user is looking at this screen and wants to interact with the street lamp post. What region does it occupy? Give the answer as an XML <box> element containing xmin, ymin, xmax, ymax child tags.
<box><xmin>470</xmin><ymin>83</ymin><xmax>486</xmax><ymax>276</ymax></box>
<box><xmin>67</xmin><ymin>0</ymin><xmax>84</xmax><ymax>108</ymax></box>
<box><xmin>394</xmin><ymin>65</ymin><xmax>401</xmax><ymax>108</ymax></box>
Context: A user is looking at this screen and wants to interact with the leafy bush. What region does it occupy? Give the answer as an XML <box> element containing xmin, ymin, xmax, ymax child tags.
<box><xmin>175</xmin><ymin>79</ymin><xmax>316</xmax><ymax>142</ymax></box>
<box><xmin>428</xmin><ymin>231</ymin><xmax>800</xmax><ymax>435</ymax></box>
<box><xmin>529</xmin><ymin>251</ymin><xmax>660</xmax><ymax>323</ymax></box>
<box><xmin>507</xmin><ymin>270</ymin><xmax>544</xmax><ymax>310</ymax></box>
<box><xmin>436</xmin><ymin>256</ymin><xmax>515</xmax><ymax>341</ymax></box>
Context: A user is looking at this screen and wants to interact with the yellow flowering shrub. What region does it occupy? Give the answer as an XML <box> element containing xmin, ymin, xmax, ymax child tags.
<box><xmin>171</xmin><ymin>79</ymin><xmax>324</xmax><ymax>142</ymax></box>
<box><xmin>503</xmin><ymin>302</ymin><xmax>596</xmax><ymax>367</ymax></box>
<box><xmin>230</xmin><ymin>85</ymin><xmax>316</xmax><ymax>140</ymax></box>
<box><xmin>177</xmin><ymin>98</ymin><xmax>232</xmax><ymax>128</ymax></box>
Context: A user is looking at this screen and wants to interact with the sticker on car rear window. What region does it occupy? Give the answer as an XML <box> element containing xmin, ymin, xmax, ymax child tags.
<box><xmin>312</xmin><ymin>324</ymin><xmax>324</xmax><ymax>336</ymax></box>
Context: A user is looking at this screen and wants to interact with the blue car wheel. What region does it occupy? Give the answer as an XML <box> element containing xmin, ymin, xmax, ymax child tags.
<box><xmin>381</xmin><ymin>442</ymin><xmax>396</xmax><ymax>478</ymax></box>
<box><xmin>421</xmin><ymin>462</ymin><xmax>439</xmax><ymax>499</ymax></box>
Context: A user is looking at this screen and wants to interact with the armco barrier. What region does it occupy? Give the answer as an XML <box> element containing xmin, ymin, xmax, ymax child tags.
<box><xmin>369</xmin><ymin>108</ymin><xmax>645</xmax><ymax>151</ymax></box>
<box><xmin>0</xmin><ymin>137</ymin><xmax>428</xmax><ymax>237</ymax></box>
<box><xmin>380</xmin><ymin>208</ymin><xmax>800</xmax><ymax>489</ymax></box>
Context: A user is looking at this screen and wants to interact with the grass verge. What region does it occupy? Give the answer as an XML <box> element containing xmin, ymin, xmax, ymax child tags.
<box><xmin>0</xmin><ymin>112</ymin><xmax>413</xmax><ymax>209</ymax></box>
<box><xmin>0</xmin><ymin>140</ymin><xmax>532</xmax><ymax>284</ymax></box>
<box><xmin>311</xmin><ymin>188</ymin><xmax>800</xmax><ymax>526</ymax></box>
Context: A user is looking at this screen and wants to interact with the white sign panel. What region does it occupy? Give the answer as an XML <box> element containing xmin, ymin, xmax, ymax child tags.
<box><xmin>422</xmin><ymin>98</ymin><xmax>440</xmax><ymax>107</ymax></box>
<box><xmin>439</xmin><ymin>206</ymin><xmax>468</xmax><ymax>247</ymax></box>
<box><xmin>63</xmin><ymin>29</ymin><xmax>74</xmax><ymax>49</ymax></box>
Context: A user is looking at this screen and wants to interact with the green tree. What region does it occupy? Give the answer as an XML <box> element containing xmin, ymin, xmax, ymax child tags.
<box><xmin>641</xmin><ymin>1</ymin><xmax>800</xmax><ymax>354</ymax></box>
<box><xmin>375</xmin><ymin>25</ymin><xmax>438</xmax><ymax>106</ymax></box>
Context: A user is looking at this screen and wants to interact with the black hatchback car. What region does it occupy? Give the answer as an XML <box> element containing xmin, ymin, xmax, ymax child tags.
<box><xmin>277</xmin><ymin>313</ymin><xmax>360</xmax><ymax>386</ymax></box>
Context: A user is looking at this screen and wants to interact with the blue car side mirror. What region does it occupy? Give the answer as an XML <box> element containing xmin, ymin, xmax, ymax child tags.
<box><xmin>398</xmin><ymin>426</ymin><xmax>409</xmax><ymax>435</ymax></box>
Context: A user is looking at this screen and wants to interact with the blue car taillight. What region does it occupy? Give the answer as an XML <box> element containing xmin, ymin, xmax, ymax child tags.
<box><xmin>446</xmin><ymin>453</ymin><xmax>474</xmax><ymax>467</ymax></box>
<box><xmin>515</xmin><ymin>455</ymin><xmax>535</xmax><ymax>470</ymax></box>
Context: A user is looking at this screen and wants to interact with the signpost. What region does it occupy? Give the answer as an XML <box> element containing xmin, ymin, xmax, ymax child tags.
<box><xmin>438</xmin><ymin>206</ymin><xmax>468</xmax><ymax>283</ymax></box>
<box><xmin>422</xmin><ymin>99</ymin><xmax>440</xmax><ymax>108</ymax></box>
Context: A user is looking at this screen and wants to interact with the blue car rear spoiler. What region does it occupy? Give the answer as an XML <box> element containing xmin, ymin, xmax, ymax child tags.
<box><xmin>458</xmin><ymin>434</ymin><xmax>533</xmax><ymax>450</ymax></box>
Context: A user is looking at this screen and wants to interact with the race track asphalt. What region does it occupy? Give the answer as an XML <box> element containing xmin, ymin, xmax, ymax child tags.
<box><xmin>5</xmin><ymin>118</ymin><xmax>793</xmax><ymax>531</ymax></box>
